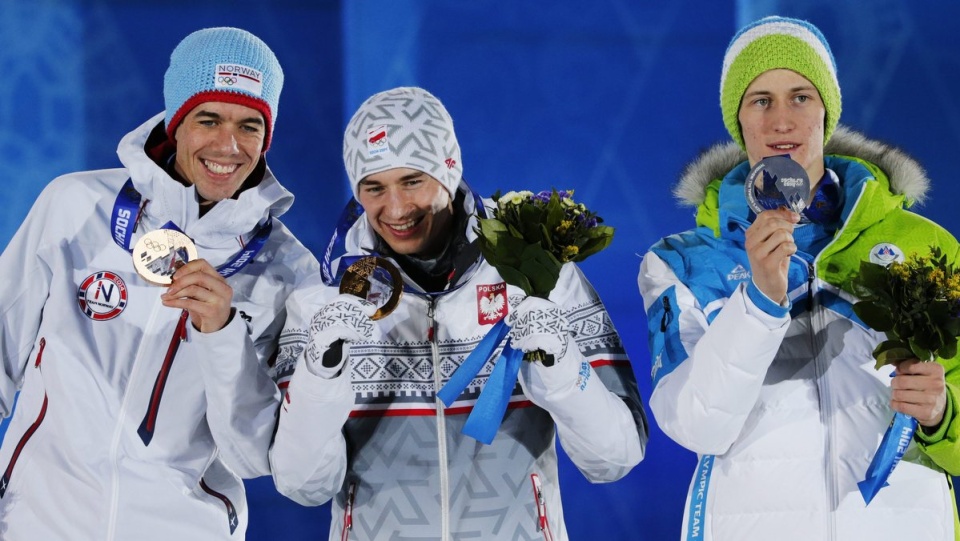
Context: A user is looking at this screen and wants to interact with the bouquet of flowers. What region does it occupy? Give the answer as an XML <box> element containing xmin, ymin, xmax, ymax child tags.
<box><xmin>852</xmin><ymin>246</ymin><xmax>960</xmax><ymax>367</ymax></box>
<box><xmin>438</xmin><ymin>189</ymin><xmax>613</xmax><ymax>444</ymax></box>
<box><xmin>850</xmin><ymin>246</ymin><xmax>960</xmax><ymax>503</ymax></box>
<box><xmin>475</xmin><ymin>189</ymin><xmax>614</xmax><ymax>298</ymax></box>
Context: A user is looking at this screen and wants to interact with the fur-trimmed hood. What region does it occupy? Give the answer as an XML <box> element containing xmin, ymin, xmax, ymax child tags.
<box><xmin>672</xmin><ymin>126</ymin><xmax>930</xmax><ymax>208</ymax></box>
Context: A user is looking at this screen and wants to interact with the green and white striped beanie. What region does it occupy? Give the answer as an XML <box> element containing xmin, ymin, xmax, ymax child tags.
<box><xmin>720</xmin><ymin>16</ymin><xmax>841</xmax><ymax>150</ymax></box>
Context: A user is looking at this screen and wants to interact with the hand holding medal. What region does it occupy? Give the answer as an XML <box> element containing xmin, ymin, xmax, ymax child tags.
<box><xmin>338</xmin><ymin>257</ymin><xmax>403</xmax><ymax>320</ymax></box>
<box><xmin>131</xmin><ymin>229</ymin><xmax>232</xmax><ymax>333</ymax></box>
<box><xmin>744</xmin><ymin>155</ymin><xmax>812</xmax><ymax>218</ymax></box>
<box><xmin>133</xmin><ymin>229</ymin><xmax>198</xmax><ymax>285</ymax></box>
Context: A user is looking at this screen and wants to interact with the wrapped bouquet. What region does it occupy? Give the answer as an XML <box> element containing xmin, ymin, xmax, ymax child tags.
<box><xmin>438</xmin><ymin>189</ymin><xmax>613</xmax><ymax>443</ymax></box>
<box><xmin>851</xmin><ymin>246</ymin><xmax>960</xmax><ymax>503</ymax></box>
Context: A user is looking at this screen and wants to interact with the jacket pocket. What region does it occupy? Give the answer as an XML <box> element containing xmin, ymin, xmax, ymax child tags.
<box><xmin>339</xmin><ymin>481</ymin><xmax>357</xmax><ymax>541</ymax></box>
<box><xmin>200</xmin><ymin>477</ymin><xmax>240</xmax><ymax>535</ymax></box>
<box><xmin>0</xmin><ymin>338</ymin><xmax>49</xmax><ymax>498</ymax></box>
<box><xmin>647</xmin><ymin>286</ymin><xmax>686</xmax><ymax>387</ymax></box>
<box><xmin>530</xmin><ymin>473</ymin><xmax>555</xmax><ymax>541</ymax></box>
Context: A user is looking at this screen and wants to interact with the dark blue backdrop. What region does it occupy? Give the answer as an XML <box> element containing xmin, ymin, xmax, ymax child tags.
<box><xmin>1</xmin><ymin>1</ymin><xmax>958</xmax><ymax>539</ymax></box>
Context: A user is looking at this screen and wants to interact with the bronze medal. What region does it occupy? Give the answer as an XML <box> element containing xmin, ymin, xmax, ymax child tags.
<box><xmin>339</xmin><ymin>257</ymin><xmax>403</xmax><ymax>320</ymax></box>
<box><xmin>132</xmin><ymin>229</ymin><xmax>198</xmax><ymax>286</ymax></box>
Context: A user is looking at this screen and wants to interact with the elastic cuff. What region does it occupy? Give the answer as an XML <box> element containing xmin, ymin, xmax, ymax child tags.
<box><xmin>747</xmin><ymin>280</ymin><xmax>790</xmax><ymax>318</ymax></box>
<box><xmin>917</xmin><ymin>385</ymin><xmax>955</xmax><ymax>444</ymax></box>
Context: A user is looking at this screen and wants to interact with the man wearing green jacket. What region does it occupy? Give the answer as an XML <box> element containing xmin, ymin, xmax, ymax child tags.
<box><xmin>639</xmin><ymin>15</ymin><xmax>960</xmax><ymax>541</ymax></box>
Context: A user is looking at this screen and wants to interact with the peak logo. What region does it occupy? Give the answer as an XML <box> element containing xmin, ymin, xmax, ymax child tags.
<box><xmin>727</xmin><ymin>264</ymin><xmax>750</xmax><ymax>281</ymax></box>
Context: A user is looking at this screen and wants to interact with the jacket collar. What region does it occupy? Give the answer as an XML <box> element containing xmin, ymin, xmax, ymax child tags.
<box><xmin>115</xmin><ymin>112</ymin><xmax>294</xmax><ymax>248</ymax></box>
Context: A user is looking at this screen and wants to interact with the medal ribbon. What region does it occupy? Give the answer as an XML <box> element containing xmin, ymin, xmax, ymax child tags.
<box><xmin>857</xmin><ymin>411</ymin><xmax>918</xmax><ymax>504</ymax></box>
<box><xmin>437</xmin><ymin>318</ymin><xmax>523</xmax><ymax>444</ymax></box>
<box><xmin>112</xmin><ymin>179</ymin><xmax>272</xmax><ymax>278</ymax></box>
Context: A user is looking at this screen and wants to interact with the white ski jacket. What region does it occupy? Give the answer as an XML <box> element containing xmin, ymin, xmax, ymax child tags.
<box><xmin>0</xmin><ymin>112</ymin><xmax>318</xmax><ymax>540</ymax></box>
<box><xmin>270</xmin><ymin>187</ymin><xmax>647</xmax><ymax>541</ymax></box>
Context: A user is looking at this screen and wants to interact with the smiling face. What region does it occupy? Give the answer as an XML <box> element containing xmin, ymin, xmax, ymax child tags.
<box><xmin>357</xmin><ymin>167</ymin><xmax>454</xmax><ymax>258</ymax></box>
<box><xmin>173</xmin><ymin>101</ymin><xmax>266</xmax><ymax>204</ymax></box>
<box><xmin>738</xmin><ymin>68</ymin><xmax>826</xmax><ymax>186</ymax></box>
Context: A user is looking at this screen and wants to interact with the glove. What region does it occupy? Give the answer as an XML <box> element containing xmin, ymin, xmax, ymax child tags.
<box><xmin>509</xmin><ymin>297</ymin><xmax>587</xmax><ymax>405</ymax></box>
<box><xmin>507</xmin><ymin>297</ymin><xmax>570</xmax><ymax>358</ymax></box>
<box><xmin>305</xmin><ymin>294</ymin><xmax>377</xmax><ymax>379</ymax></box>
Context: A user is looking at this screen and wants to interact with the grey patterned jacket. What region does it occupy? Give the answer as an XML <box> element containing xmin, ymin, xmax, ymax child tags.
<box><xmin>269</xmin><ymin>186</ymin><xmax>647</xmax><ymax>541</ymax></box>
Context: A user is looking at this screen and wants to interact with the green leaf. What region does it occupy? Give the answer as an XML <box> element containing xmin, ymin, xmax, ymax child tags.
<box><xmin>539</xmin><ymin>222</ymin><xmax>554</xmax><ymax>251</ymax></box>
<box><xmin>493</xmin><ymin>263</ymin><xmax>535</xmax><ymax>296</ymax></box>
<box><xmin>856</xmin><ymin>260</ymin><xmax>891</xmax><ymax>291</ymax></box>
<box><xmin>873</xmin><ymin>339</ymin><xmax>914</xmax><ymax>369</ymax></box>
<box><xmin>573</xmin><ymin>226</ymin><xmax>615</xmax><ymax>261</ymax></box>
<box><xmin>907</xmin><ymin>337</ymin><xmax>933</xmax><ymax>363</ymax></box>
<box><xmin>853</xmin><ymin>301</ymin><xmax>895</xmax><ymax>332</ymax></box>
<box><xmin>940</xmin><ymin>339</ymin><xmax>958</xmax><ymax>361</ymax></box>
<box><xmin>517</xmin><ymin>244</ymin><xmax>562</xmax><ymax>297</ymax></box>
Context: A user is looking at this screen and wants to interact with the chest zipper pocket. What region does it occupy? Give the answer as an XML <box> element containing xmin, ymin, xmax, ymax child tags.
<box><xmin>530</xmin><ymin>473</ymin><xmax>554</xmax><ymax>541</ymax></box>
<box><xmin>0</xmin><ymin>338</ymin><xmax>50</xmax><ymax>498</ymax></box>
<box><xmin>137</xmin><ymin>310</ymin><xmax>189</xmax><ymax>446</ymax></box>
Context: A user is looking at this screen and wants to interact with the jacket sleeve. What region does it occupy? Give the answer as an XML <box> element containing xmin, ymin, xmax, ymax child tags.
<box><xmin>269</xmin><ymin>281</ymin><xmax>352</xmax><ymax>506</ymax></box>
<box><xmin>188</xmin><ymin>232</ymin><xmax>317</xmax><ymax>479</ymax></box>
<box><xmin>190</xmin><ymin>314</ymin><xmax>282</xmax><ymax>478</ymax></box>
<box><xmin>524</xmin><ymin>264</ymin><xmax>647</xmax><ymax>483</ymax></box>
<box><xmin>638</xmin><ymin>250</ymin><xmax>790</xmax><ymax>455</ymax></box>
<box><xmin>0</xmin><ymin>183</ymin><xmax>58</xmax><ymax>417</ymax></box>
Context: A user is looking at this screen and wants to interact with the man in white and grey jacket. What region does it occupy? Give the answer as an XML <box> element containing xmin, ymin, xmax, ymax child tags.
<box><xmin>270</xmin><ymin>86</ymin><xmax>647</xmax><ymax>541</ymax></box>
<box><xmin>0</xmin><ymin>28</ymin><xmax>318</xmax><ymax>540</ymax></box>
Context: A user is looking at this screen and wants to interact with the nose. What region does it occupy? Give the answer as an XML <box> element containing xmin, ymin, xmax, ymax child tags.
<box><xmin>382</xmin><ymin>189</ymin><xmax>413</xmax><ymax>220</ymax></box>
<box><xmin>768</xmin><ymin>103</ymin><xmax>795</xmax><ymax>132</ymax></box>
<box><xmin>213</xmin><ymin>127</ymin><xmax>240</xmax><ymax>154</ymax></box>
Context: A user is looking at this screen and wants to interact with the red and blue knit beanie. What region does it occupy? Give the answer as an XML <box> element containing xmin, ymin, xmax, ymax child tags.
<box><xmin>163</xmin><ymin>27</ymin><xmax>283</xmax><ymax>151</ymax></box>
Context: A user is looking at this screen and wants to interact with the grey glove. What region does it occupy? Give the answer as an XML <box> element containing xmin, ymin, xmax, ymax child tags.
<box><xmin>510</xmin><ymin>297</ymin><xmax>588</xmax><ymax>404</ymax></box>
<box><xmin>305</xmin><ymin>294</ymin><xmax>377</xmax><ymax>379</ymax></box>
<box><xmin>508</xmin><ymin>297</ymin><xmax>570</xmax><ymax>358</ymax></box>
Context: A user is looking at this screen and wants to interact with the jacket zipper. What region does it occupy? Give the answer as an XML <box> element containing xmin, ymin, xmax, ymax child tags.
<box><xmin>341</xmin><ymin>481</ymin><xmax>357</xmax><ymax>541</ymax></box>
<box><xmin>530</xmin><ymin>473</ymin><xmax>554</xmax><ymax>541</ymax></box>
<box><xmin>428</xmin><ymin>298</ymin><xmax>451</xmax><ymax>541</ymax></box>
<box><xmin>807</xmin><ymin>261</ymin><xmax>837</xmax><ymax>541</ymax></box>
<box><xmin>200</xmin><ymin>478</ymin><xmax>240</xmax><ymax>535</ymax></box>
<box><xmin>0</xmin><ymin>338</ymin><xmax>48</xmax><ymax>498</ymax></box>
<box><xmin>137</xmin><ymin>310</ymin><xmax>189</xmax><ymax>445</ymax></box>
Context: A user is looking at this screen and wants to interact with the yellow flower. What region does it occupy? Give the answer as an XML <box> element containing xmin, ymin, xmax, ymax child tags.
<box><xmin>889</xmin><ymin>262</ymin><xmax>909</xmax><ymax>281</ymax></box>
<box><xmin>556</xmin><ymin>219</ymin><xmax>573</xmax><ymax>235</ymax></box>
<box><xmin>561</xmin><ymin>245</ymin><xmax>579</xmax><ymax>261</ymax></box>
<box><xmin>948</xmin><ymin>274</ymin><xmax>960</xmax><ymax>302</ymax></box>
<box><xmin>929</xmin><ymin>267</ymin><xmax>945</xmax><ymax>286</ymax></box>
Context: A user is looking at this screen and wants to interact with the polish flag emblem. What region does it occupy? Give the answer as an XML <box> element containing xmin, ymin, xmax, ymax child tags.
<box><xmin>477</xmin><ymin>283</ymin><xmax>507</xmax><ymax>325</ymax></box>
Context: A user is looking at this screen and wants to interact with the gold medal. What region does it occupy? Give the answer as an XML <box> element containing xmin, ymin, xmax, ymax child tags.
<box><xmin>132</xmin><ymin>229</ymin><xmax>198</xmax><ymax>286</ymax></box>
<box><xmin>339</xmin><ymin>257</ymin><xmax>403</xmax><ymax>320</ymax></box>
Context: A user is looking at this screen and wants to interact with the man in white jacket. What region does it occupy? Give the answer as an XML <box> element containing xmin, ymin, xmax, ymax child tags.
<box><xmin>639</xmin><ymin>16</ymin><xmax>960</xmax><ymax>541</ymax></box>
<box><xmin>0</xmin><ymin>27</ymin><xmax>317</xmax><ymax>540</ymax></box>
<box><xmin>270</xmin><ymin>86</ymin><xmax>647</xmax><ymax>541</ymax></box>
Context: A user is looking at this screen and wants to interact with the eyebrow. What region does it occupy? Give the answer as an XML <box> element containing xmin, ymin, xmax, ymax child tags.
<box><xmin>193</xmin><ymin>110</ymin><xmax>264</xmax><ymax>125</ymax></box>
<box><xmin>359</xmin><ymin>172</ymin><xmax>425</xmax><ymax>185</ymax></box>
<box><xmin>744</xmin><ymin>85</ymin><xmax>817</xmax><ymax>97</ymax></box>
